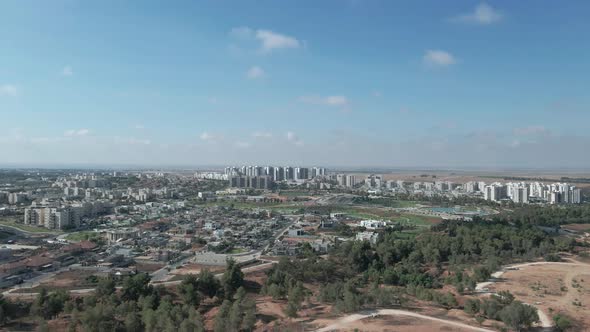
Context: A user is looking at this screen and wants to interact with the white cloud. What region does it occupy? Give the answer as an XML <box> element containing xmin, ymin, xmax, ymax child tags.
<box><xmin>513</xmin><ymin>125</ymin><xmax>551</xmax><ymax>136</ymax></box>
<box><xmin>298</xmin><ymin>95</ymin><xmax>349</xmax><ymax>107</ymax></box>
<box><xmin>200</xmin><ymin>132</ymin><xmax>214</xmax><ymax>141</ymax></box>
<box><xmin>0</xmin><ymin>84</ymin><xmax>18</xmax><ymax>97</ymax></box>
<box><xmin>64</xmin><ymin>129</ymin><xmax>90</xmax><ymax>137</ymax></box>
<box><xmin>246</xmin><ymin>66</ymin><xmax>265</xmax><ymax>79</ymax></box>
<box><xmin>256</xmin><ymin>30</ymin><xmax>300</xmax><ymax>52</ymax></box>
<box><xmin>61</xmin><ymin>65</ymin><xmax>74</xmax><ymax>76</ymax></box>
<box><xmin>113</xmin><ymin>136</ymin><xmax>151</xmax><ymax>145</ymax></box>
<box><xmin>286</xmin><ymin>131</ymin><xmax>304</xmax><ymax>146</ymax></box>
<box><xmin>134</xmin><ymin>124</ymin><xmax>145</xmax><ymax>130</ymax></box>
<box><xmin>230</xmin><ymin>27</ymin><xmax>301</xmax><ymax>53</ymax></box>
<box><xmin>235</xmin><ymin>141</ymin><xmax>251</xmax><ymax>148</ymax></box>
<box><xmin>252</xmin><ymin>131</ymin><xmax>272</xmax><ymax>138</ymax></box>
<box><xmin>423</xmin><ymin>50</ymin><xmax>456</xmax><ymax>67</ymax></box>
<box><xmin>372</xmin><ymin>91</ymin><xmax>382</xmax><ymax>97</ymax></box>
<box><xmin>451</xmin><ymin>3</ymin><xmax>503</xmax><ymax>25</ymax></box>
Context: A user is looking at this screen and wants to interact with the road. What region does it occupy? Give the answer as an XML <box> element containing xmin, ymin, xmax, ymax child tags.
<box><xmin>315</xmin><ymin>309</ymin><xmax>494</xmax><ymax>332</ymax></box>
<box><xmin>4</xmin><ymin>260</ymin><xmax>276</xmax><ymax>298</ymax></box>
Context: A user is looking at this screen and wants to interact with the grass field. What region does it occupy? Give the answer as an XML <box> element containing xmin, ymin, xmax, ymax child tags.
<box><xmin>333</xmin><ymin>206</ymin><xmax>441</xmax><ymax>226</ymax></box>
<box><xmin>0</xmin><ymin>217</ymin><xmax>60</xmax><ymax>234</ymax></box>
<box><xmin>278</xmin><ymin>191</ymin><xmax>314</xmax><ymax>197</ymax></box>
<box><xmin>65</xmin><ymin>231</ymin><xmax>101</xmax><ymax>242</ymax></box>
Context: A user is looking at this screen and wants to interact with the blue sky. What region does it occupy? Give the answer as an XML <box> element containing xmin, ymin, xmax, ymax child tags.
<box><xmin>1</xmin><ymin>1</ymin><xmax>590</xmax><ymax>168</ymax></box>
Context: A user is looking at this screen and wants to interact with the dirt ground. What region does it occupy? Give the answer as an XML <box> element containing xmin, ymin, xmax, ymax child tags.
<box><xmin>330</xmin><ymin>315</ymin><xmax>477</xmax><ymax>332</ymax></box>
<box><xmin>488</xmin><ymin>261</ymin><xmax>590</xmax><ymax>330</ymax></box>
<box><xmin>134</xmin><ymin>262</ymin><xmax>165</xmax><ymax>273</ymax></box>
<box><xmin>562</xmin><ymin>223</ymin><xmax>590</xmax><ymax>232</ymax></box>
<box><xmin>39</xmin><ymin>270</ymin><xmax>96</xmax><ymax>289</ymax></box>
<box><xmin>169</xmin><ymin>263</ymin><xmax>225</xmax><ymax>276</ymax></box>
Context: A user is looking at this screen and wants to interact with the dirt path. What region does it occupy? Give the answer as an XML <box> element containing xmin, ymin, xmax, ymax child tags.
<box><xmin>475</xmin><ymin>261</ymin><xmax>590</xmax><ymax>329</ymax></box>
<box><xmin>315</xmin><ymin>309</ymin><xmax>494</xmax><ymax>332</ymax></box>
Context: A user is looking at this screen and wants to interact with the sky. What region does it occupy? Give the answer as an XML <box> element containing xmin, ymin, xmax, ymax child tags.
<box><xmin>1</xmin><ymin>0</ymin><xmax>590</xmax><ymax>169</ymax></box>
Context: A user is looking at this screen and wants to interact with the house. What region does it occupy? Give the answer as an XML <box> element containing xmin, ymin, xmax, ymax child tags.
<box><xmin>356</xmin><ymin>231</ymin><xmax>379</xmax><ymax>244</ymax></box>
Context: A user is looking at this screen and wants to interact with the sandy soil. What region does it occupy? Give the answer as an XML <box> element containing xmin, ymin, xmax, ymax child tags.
<box><xmin>38</xmin><ymin>270</ymin><xmax>96</xmax><ymax>289</ymax></box>
<box><xmin>313</xmin><ymin>308</ymin><xmax>494</xmax><ymax>332</ymax></box>
<box><xmin>561</xmin><ymin>224</ymin><xmax>590</xmax><ymax>232</ymax></box>
<box><xmin>330</xmin><ymin>315</ymin><xmax>482</xmax><ymax>332</ymax></box>
<box><xmin>169</xmin><ymin>263</ymin><xmax>225</xmax><ymax>276</ymax></box>
<box><xmin>488</xmin><ymin>261</ymin><xmax>590</xmax><ymax>330</ymax></box>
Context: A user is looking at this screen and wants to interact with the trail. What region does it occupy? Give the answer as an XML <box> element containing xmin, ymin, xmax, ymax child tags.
<box><xmin>315</xmin><ymin>309</ymin><xmax>494</xmax><ymax>332</ymax></box>
<box><xmin>475</xmin><ymin>260</ymin><xmax>590</xmax><ymax>329</ymax></box>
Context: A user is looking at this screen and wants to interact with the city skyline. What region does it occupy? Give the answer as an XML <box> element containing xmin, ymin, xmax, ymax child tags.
<box><xmin>2</xmin><ymin>1</ymin><xmax>590</xmax><ymax>168</ymax></box>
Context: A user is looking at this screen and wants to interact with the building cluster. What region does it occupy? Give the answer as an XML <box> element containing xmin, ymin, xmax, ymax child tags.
<box><xmin>481</xmin><ymin>182</ymin><xmax>582</xmax><ymax>204</ymax></box>
<box><xmin>194</xmin><ymin>172</ymin><xmax>228</xmax><ymax>180</ymax></box>
<box><xmin>225</xmin><ymin>166</ymin><xmax>327</xmax><ymax>181</ymax></box>
<box><xmin>0</xmin><ymin>192</ymin><xmax>29</xmax><ymax>205</ymax></box>
<box><xmin>329</xmin><ymin>173</ymin><xmax>584</xmax><ymax>205</ymax></box>
<box><xmin>224</xmin><ymin>165</ymin><xmax>327</xmax><ymax>190</ymax></box>
<box><xmin>24</xmin><ymin>199</ymin><xmax>114</xmax><ymax>230</ymax></box>
<box><xmin>336</xmin><ymin>174</ymin><xmax>357</xmax><ymax>188</ymax></box>
<box><xmin>228</xmin><ymin>176</ymin><xmax>274</xmax><ymax>190</ymax></box>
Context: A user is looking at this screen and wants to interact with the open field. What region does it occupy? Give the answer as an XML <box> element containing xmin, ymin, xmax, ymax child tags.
<box><xmin>168</xmin><ymin>263</ymin><xmax>226</xmax><ymax>278</ymax></box>
<box><xmin>12</xmin><ymin>270</ymin><xmax>99</xmax><ymax>293</ymax></box>
<box><xmin>315</xmin><ymin>313</ymin><xmax>490</xmax><ymax>332</ymax></box>
<box><xmin>0</xmin><ymin>217</ymin><xmax>61</xmax><ymax>234</ymax></box>
<box><xmin>64</xmin><ymin>231</ymin><xmax>102</xmax><ymax>242</ymax></box>
<box><xmin>562</xmin><ymin>223</ymin><xmax>590</xmax><ymax>233</ymax></box>
<box><xmin>336</xmin><ymin>206</ymin><xmax>442</xmax><ymax>226</ymax></box>
<box><xmin>488</xmin><ymin>260</ymin><xmax>590</xmax><ymax>330</ymax></box>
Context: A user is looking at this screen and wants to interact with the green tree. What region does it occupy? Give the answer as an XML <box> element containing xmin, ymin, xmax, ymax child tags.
<box><xmin>553</xmin><ymin>313</ymin><xmax>573</xmax><ymax>331</ymax></box>
<box><xmin>498</xmin><ymin>301</ymin><xmax>539</xmax><ymax>331</ymax></box>
<box><xmin>96</xmin><ymin>277</ymin><xmax>116</xmax><ymax>299</ymax></box>
<box><xmin>213</xmin><ymin>300</ymin><xmax>231</xmax><ymax>332</ymax></box>
<box><xmin>178</xmin><ymin>274</ymin><xmax>201</xmax><ymax>306</ymax></box>
<box><xmin>228</xmin><ymin>300</ymin><xmax>242</xmax><ymax>331</ymax></box>
<box><xmin>198</xmin><ymin>269</ymin><xmax>221</xmax><ymax>298</ymax></box>
<box><xmin>241</xmin><ymin>298</ymin><xmax>257</xmax><ymax>331</ymax></box>
<box><xmin>222</xmin><ymin>259</ymin><xmax>244</xmax><ymax>300</ymax></box>
<box><xmin>122</xmin><ymin>273</ymin><xmax>152</xmax><ymax>302</ymax></box>
<box><xmin>125</xmin><ymin>310</ymin><xmax>142</xmax><ymax>332</ymax></box>
<box><xmin>464</xmin><ymin>298</ymin><xmax>481</xmax><ymax>316</ymax></box>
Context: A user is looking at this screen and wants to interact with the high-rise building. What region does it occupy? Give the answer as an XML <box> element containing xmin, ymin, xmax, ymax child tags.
<box><xmin>285</xmin><ymin>166</ymin><xmax>295</xmax><ymax>180</ymax></box>
<box><xmin>336</xmin><ymin>174</ymin><xmax>346</xmax><ymax>186</ymax></box>
<box><xmin>294</xmin><ymin>167</ymin><xmax>309</xmax><ymax>181</ymax></box>
<box><xmin>512</xmin><ymin>186</ymin><xmax>529</xmax><ymax>204</ymax></box>
<box><xmin>484</xmin><ymin>183</ymin><xmax>507</xmax><ymax>202</ymax></box>
<box><xmin>229</xmin><ymin>176</ymin><xmax>274</xmax><ymax>190</ymax></box>
<box><xmin>345</xmin><ymin>175</ymin><xmax>356</xmax><ymax>188</ymax></box>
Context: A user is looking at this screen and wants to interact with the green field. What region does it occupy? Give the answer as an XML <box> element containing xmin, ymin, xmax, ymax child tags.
<box><xmin>278</xmin><ymin>191</ymin><xmax>314</xmax><ymax>197</ymax></box>
<box><xmin>192</xmin><ymin>200</ymin><xmax>297</xmax><ymax>209</ymax></box>
<box><xmin>0</xmin><ymin>217</ymin><xmax>60</xmax><ymax>234</ymax></box>
<box><xmin>228</xmin><ymin>248</ymin><xmax>247</xmax><ymax>254</ymax></box>
<box><xmin>65</xmin><ymin>231</ymin><xmax>101</xmax><ymax>242</ymax></box>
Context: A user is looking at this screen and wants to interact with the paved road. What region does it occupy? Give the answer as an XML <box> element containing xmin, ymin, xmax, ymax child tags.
<box><xmin>315</xmin><ymin>309</ymin><xmax>494</xmax><ymax>332</ymax></box>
